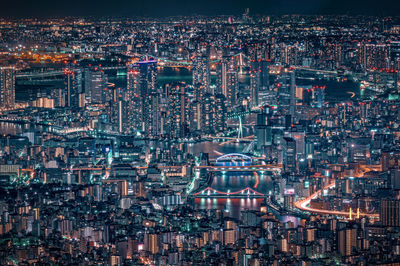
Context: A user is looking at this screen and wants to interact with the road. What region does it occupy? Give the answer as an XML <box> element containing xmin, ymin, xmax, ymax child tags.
<box><xmin>294</xmin><ymin>181</ymin><xmax>379</xmax><ymax>219</ymax></box>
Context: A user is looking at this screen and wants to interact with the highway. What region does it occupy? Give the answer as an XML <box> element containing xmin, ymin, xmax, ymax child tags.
<box><xmin>294</xmin><ymin>181</ymin><xmax>379</xmax><ymax>219</ymax></box>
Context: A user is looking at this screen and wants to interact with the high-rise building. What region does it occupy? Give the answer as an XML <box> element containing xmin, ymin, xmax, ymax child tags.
<box><xmin>0</xmin><ymin>67</ymin><xmax>15</xmax><ymax>108</ymax></box>
<box><xmin>144</xmin><ymin>93</ymin><xmax>161</xmax><ymax>137</ymax></box>
<box><xmin>255</xmin><ymin>106</ymin><xmax>273</xmax><ymax>150</ymax></box>
<box><xmin>144</xmin><ymin>233</ymin><xmax>159</xmax><ymax>254</ymax></box>
<box><xmin>168</xmin><ymin>83</ymin><xmax>187</xmax><ymax>138</ymax></box>
<box><xmin>337</xmin><ymin>227</ymin><xmax>357</xmax><ymax>257</ymax></box>
<box><xmin>127</xmin><ymin>59</ymin><xmax>158</xmax><ymax>135</ymax></box>
<box><xmin>138</xmin><ymin>59</ymin><xmax>157</xmax><ymax>96</ymax></box>
<box><xmin>214</xmin><ymin>94</ymin><xmax>227</xmax><ymax>133</ymax></box>
<box><xmin>190</xmin><ymin>100</ymin><xmax>202</xmax><ymax>133</ymax></box>
<box><xmin>277</xmin><ymin>69</ymin><xmax>296</xmax><ymax>117</ymax></box>
<box><xmin>202</xmin><ymin>93</ymin><xmax>215</xmax><ymax>134</ymax></box>
<box><xmin>193</xmin><ymin>55</ymin><xmax>210</xmax><ymax>93</ymax></box>
<box><xmin>226</xmin><ymin>70</ymin><xmax>238</xmax><ymax>108</ymax></box>
<box><xmin>84</xmin><ymin>67</ymin><xmax>106</xmax><ymax>104</ymax></box>
<box><xmin>250</xmin><ymin>71</ymin><xmax>259</xmax><ymax>108</ymax></box>
<box><xmin>283</xmin><ymin>137</ymin><xmax>296</xmax><ymax>172</ymax></box>
<box><xmin>216</xmin><ymin>59</ymin><xmax>228</xmax><ymax>96</ymax></box>
<box><xmin>65</xmin><ymin>68</ymin><xmax>82</xmax><ymax>108</ymax></box>
<box><xmin>125</xmin><ymin>67</ymin><xmax>141</xmax><ymax>133</ymax></box>
<box><xmin>289</xmin><ymin>70</ymin><xmax>296</xmax><ymax>116</ymax></box>
<box><xmin>381</xmin><ymin>198</ymin><xmax>400</xmax><ymax>227</ymax></box>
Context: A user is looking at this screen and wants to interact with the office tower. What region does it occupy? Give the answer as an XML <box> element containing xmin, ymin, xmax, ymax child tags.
<box><xmin>226</xmin><ymin>70</ymin><xmax>238</xmax><ymax>108</ymax></box>
<box><xmin>64</xmin><ymin>68</ymin><xmax>82</xmax><ymax>108</ymax></box>
<box><xmin>0</xmin><ymin>67</ymin><xmax>15</xmax><ymax>108</ymax></box>
<box><xmin>84</xmin><ymin>67</ymin><xmax>106</xmax><ymax>104</ymax></box>
<box><xmin>214</xmin><ymin>94</ymin><xmax>227</xmax><ymax>133</ymax></box>
<box><xmin>168</xmin><ymin>83</ymin><xmax>187</xmax><ymax>138</ymax></box>
<box><xmin>193</xmin><ymin>55</ymin><xmax>210</xmax><ymax>93</ymax></box>
<box><xmin>380</xmin><ymin>199</ymin><xmax>400</xmax><ymax>227</ymax></box>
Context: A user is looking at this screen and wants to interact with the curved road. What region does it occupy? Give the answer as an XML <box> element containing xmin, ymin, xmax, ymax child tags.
<box><xmin>294</xmin><ymin>181</ymin><xmax>379</xmax><ymax>219</ymax></box>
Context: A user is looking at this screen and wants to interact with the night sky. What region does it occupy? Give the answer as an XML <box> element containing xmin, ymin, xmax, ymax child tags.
<box><xmin>1</xmin><ymin>0</ymin><xmax>400</xmax><ymax>17</ymax></box>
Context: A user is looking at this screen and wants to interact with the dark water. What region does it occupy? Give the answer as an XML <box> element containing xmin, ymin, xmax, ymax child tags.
<box><xmin>189</xmin><ymin>137</ymin><xmax>299</xmax><ymax>226</ymax></box>
<box><xmin>296</xmin><ymin>78</ymin><xmax>360</xmax><ymax>101</ymax></box>
<box><xmin>16</xmin><ymin>67</ymin><xmax>358</xmax><ymax>102</ymax></box>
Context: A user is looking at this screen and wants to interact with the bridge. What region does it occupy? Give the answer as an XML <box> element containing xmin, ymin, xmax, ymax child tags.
<box><xmin>196</xmin><ymin>164</ymin><xmax>281</xmax><ymax>172</ymax></box>
<box><xmin>16</xmin><ymin>66</ymin><xmax>126</xmax><ymax>79</ymax></box>
<box><xmin>192</xmin><ymin>187</ymin><xmax>265</xmax><ymax>198</ymax></box>
<box><xmin>294</xmin><ymin>181</ymin><xmax>379</xmax><ymax>220</ymax></box>
<box><xmin>16</xmin><ymin>71</ymin><xmax>64</xmax><ymax>79</ymax></box>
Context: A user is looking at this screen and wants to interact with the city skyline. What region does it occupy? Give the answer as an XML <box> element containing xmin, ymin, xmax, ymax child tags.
<box><xmin>1</xmin><ymin>11</ymin><xmax>400</xmax><ymax>266</ymax></box>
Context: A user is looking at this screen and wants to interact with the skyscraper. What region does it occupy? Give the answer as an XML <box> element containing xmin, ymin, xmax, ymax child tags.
<box><xmin>65</xmin><ymin>68</ymin><xmax>82</xmax><ymax>108</ymax></box>
<box><xmin>250</xmin><ymin>71</ymin><xmax>259</xmax><ymax>108</ymax></box>
<box><xmin>136</xmin><ymin>59</ymin><xmax>158</xmax><ymax>135</ymax></box>
<box><xmin>144</xmin><ymin>93</ymin><xmax>161</xmax><ymax>137</ymax></box>
<box><xmin>168</xmin><ymin>83</ymin><xmax>187</xmax><ymax>138</ymax></box>
<box><xmin>126</xmin><ymin>66</ymin><xmax>142</xmax><ymax>133</ymax></box>
<box><xmin>381</xmin><ymin>198</ymin><xmax>400</xmax><ymax>227</ymax></box>
<box><xmin>214</xmin><ymin>94</ymin><xmax>227</xmax><ymax>133</ymax></box>
<box><xmin>138</xmin><ymin>59</ymin><xmax>157</xmax><ymax>96</ymax></box>
<box><xmin>216</xmin><ymin>59</ymin><xmax>228</xmax><ymax>96</ymax></box>
<box><xmin>193</xmin><ymin>55</ymin><xmax>210</xmax><ymax>93</ymax></box>
<box><xmin>289</xmin><ymin>70</ymin><xmax>296</xmax><ymax>116</ymax></box>
<box><xmin>202</xmin><ymin>93</ymin><xmax>215</xmax><ymax>134</ymax></box>
<box><xmin>226</xmin><ymin>70</ymin><xmax>238</xmax><ymax>108</ymax></box>
<box><xmin>0</xmin><ymin>67</ymin><xmax>15</xmax><ymax>108</ymax></box>
<box><xmin>84</xmin><ymin>67</ymin><xmax>106</xmax><ymax>104</ymax></box>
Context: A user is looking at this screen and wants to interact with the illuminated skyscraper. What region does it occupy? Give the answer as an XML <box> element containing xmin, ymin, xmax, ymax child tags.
<box><xmin>216</xmin><ymin>59</ymin><xmax>228</xmax><ymax>96</ymax></box>
<box><xmin>193</xmin><ymin>55</ymin><xmax>210</xmax><ymax>93</ymax></box>
<box><xmin>144</xmin><ymin>93</ymin><xmax>161</xmax><ymax>137</ymax></box>
<box><xmin>289</xmin><ymin>70</ymin><xmax>296</xmax><ymax>116</ymax></box>
<box><xmin>0</xmin><ymin>66</ymin><xmax>15</xmax><ymax>108</ymax></box>
<box><xmin>138</xmin><ymin>59</ymin><xmax>157</xmax><ymax>96</ymax></box>
<box><xmin>65</xmin><ymin>68</ymin><xmax>82</xmax><ymax>108</ymax></box>
<box><xmin>190</xmin><ymin>100</ymin><xmax>202</xmax><ymax>133</ymax></box>
<box><xmin>126</xmin><ymin>66</ymin><xmax>141</xmax><ymax>133</ymax></box>
<box><xmin>168</xmin><ymin>83</ymin><xmax>187</xmax><ymax>138</ymax></box>
<box><xmin>381</xmin><ymin>198</ymin><xmax>400</xmax><ymax>227</ymax></box>
<box><xmin>250</xmin><ymin>60</ymin><xmax>270</xmax><ymax>108</ymax></box>
<box><xmin>250</xmin><ymin>71</ymin><xmax>259</xmax><ymax>108</ymax></box>
<box><xmin>202</xmin><ymin>93</ymin><xmax>215</xmax><ymax>134</ymax></box>
<box><xmin>226</xmin><ymin>70</ymin><xmax>238</xmax><ymax>108</ymax></box>
<box><xmin>84</xmin><ymin>67</ymin><xmax>106</xmax><ymax>104</ymax></box>
<box><xmin>338</xmin><ymin>226</ymin><xmax>357</xmax><ymax>257</ymax></box>
<box><xmin>130</xmin><ymin>59</ymin><xmax>158</xmax><ymax>135</ymax></box>
<box><xmin>277</xmin><ymin>69</ymin><xmax>296</xmax><ymax>117</ymax></box>
<box><xmin>214</xmin><ymin>94</ymin><xmax>227</xmax><ymax>133</ymax></box>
